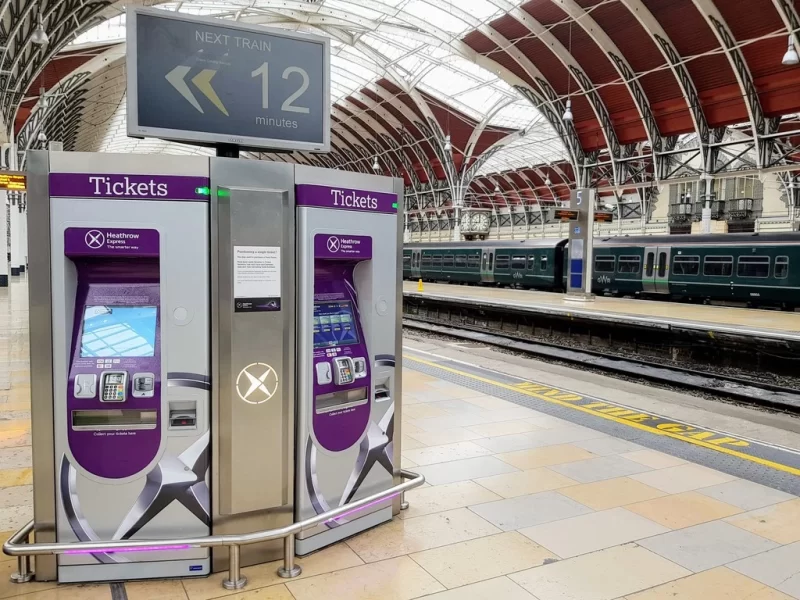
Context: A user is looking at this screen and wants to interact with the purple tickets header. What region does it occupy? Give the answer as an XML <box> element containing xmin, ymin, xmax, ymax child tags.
<box><xmin>50</xmin><ymin>173</ymin><xmax>209</xmax><ymax>201</ymax></box>
<box><xmin>296</xmin><ymin>184</ymin><xmax>397</xmax><ymax>214</ymax></box>
<box><xmin>314</xmin><ymin>234</ymin><xmax>372</xmax><ymax>260</ymax></box>
<box><xmin>65</xmin><ymin>227</ymin><xmax>159</xmax><ymax>258</ymax></box>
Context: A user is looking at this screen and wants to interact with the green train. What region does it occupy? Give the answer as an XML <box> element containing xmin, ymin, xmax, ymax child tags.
<box><xmin>403</xmin><ymin>233</ymin><xmax>800</xmax><ymax>309</ymax></box>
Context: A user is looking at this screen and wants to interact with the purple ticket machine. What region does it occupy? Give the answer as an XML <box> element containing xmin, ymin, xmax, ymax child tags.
<box><xmin>27</xmin><ymin>153</ymin><xmax>298</xmax><ymax>583</ymax></box>
<box><xmin>28</xmin><ymin>154</ymin><xmax>213</xmax><ymax>583</ymax></box>
<box><xmin>295</xmin><ymin>167</ymin><xmax>404</xmax><ymax>554</ymax></box>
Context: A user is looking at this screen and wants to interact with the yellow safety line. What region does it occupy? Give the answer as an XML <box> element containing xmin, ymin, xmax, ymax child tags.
<box><xmin>403</xmin><ymin>353</ymin><xmax>800</xmax><ymax>477</ymax></box>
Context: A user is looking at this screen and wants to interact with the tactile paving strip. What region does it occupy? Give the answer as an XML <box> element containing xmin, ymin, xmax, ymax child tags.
<box><xmin>405</xmin><ymin>352</ymin><xmax>800</xmax><ymax>496</ymax></box>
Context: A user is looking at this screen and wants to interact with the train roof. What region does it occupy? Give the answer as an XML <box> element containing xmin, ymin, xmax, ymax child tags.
<box><xmin>594</xmin><ymin>232</ymin><xmax>800</xmax><ymax>246</ymax></box>
<box><xmin>405</xmin><ymin>232</ymin><xmax>800</xmax><ymax>249</ymax></box>
<box><xmin>404</xmin><ymin>239</ymin><xmax>564</xmax><ymax>249</ymax></box>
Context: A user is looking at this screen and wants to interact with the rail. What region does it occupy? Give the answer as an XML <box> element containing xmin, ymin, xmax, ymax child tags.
<box><xmin>3</xmin><ymin>469</ymin><xmax>424</xmax><ymax>590</ymax></box>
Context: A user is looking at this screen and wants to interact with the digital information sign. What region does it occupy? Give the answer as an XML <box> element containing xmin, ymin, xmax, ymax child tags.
<box><xmin>0</xmin><ymin>173</ymin><xmax>26</xmax><ymax>191</ymax></box>
<box><xmin>551</xmin><ymin>208</ymin><xmax>579</xmax><ymax>222</ymax></box>
<box><xmin>126</xmin><ymin>8</ymin><xmax>331</xmax><ymax>152</ymax></box>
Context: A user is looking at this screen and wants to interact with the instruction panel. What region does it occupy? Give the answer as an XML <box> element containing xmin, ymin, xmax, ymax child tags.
<box><xmin>233</xmin><ymin>246</ymin><xmax>281</xmax><ymax>312</ymax></box>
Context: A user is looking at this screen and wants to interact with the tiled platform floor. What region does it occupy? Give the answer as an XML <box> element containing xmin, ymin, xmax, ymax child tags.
<box><xmin>2</xmin><ymin>277</ymin><xmax>800</xmax><ymax>599</ymax></box>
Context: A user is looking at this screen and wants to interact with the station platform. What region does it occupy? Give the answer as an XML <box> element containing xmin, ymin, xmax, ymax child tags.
<box><xmin>4</xmin><ymin>276</ymin><xmax>800</xmax><ymax>600</ymax></box>
<box><xmin>403</xmin><ymin>281</ymin><xmax>800</xmax><ymax>341</ymax></box>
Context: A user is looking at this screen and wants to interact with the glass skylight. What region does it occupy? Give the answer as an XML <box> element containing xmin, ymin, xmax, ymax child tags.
<box><xmin>68</xmin><ymin>0</ymin><xmax>568</xmax><ymax>170</ymax></box>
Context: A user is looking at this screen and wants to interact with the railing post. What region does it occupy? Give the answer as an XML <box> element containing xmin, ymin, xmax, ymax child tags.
<box><xmin>400</xmin><ymin>490</ymin><xmax>409</xmax><ymax>510</ymax></box>
<box><xmin>277</xmin><ymin>535</ymin><xmax>302</xmax><ymax>579</ymax></box>
<box><xmin>10</xmin><ymin>555</ymin><xmax>32</xmax><ymax>584</ymax></box>
<box><xmin>222</xmin><ymin>545</ymin><xmax>247</xmax><ymax>590</ymax></box>
<box><xmin>9</xmin><ymin>529</ymin><xmax>33</xmax><ymax>583</ymax></box>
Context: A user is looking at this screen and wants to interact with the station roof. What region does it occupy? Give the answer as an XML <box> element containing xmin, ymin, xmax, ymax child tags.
<box><xmin>5</xmin><ymin>0</ymin><xmax>800</xmax><ymax>210</ymax></box>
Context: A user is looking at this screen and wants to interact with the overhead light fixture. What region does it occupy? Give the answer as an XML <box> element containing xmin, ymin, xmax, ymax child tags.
<box><xmin>545</xmin><ymin>175</ymin><xmax>552</xmax><ymax>186</ymax></box>
<box><xmin>37</xmin><ymin>131</ymin><xmax>47</xmax><ymax>143</ymax></box>
<box><xmin>494</xmin><ymin>185</ymin><xmax>500</xmax><ymax>193</ymax></box>
<box><xmin>562</xmin><ymin>99</ymin><xmax>573</xmax><ymax>123</ymax></box>
<box><xmin>783</xmin><ymin>34</ymin><xmax>799</xmax><ymax>66</ymax></box>
<box><xmin>31</xmin><ymin>10</ymin><xmax>49</xmax><ymax>46</ymax></box>
<box><xmin>686</xmin><ymin>191</ymin><xmax>692</xmax><ymax>202</ymax></box>
<box><xmin>372</xmin><ymin>156</ymin><xmax>379</xmax><ymax>172</ymax></box>
<box><xmin>444</xmin><ymin>134</ymin><xmax>451</xmax><ymax>152</ymax></box>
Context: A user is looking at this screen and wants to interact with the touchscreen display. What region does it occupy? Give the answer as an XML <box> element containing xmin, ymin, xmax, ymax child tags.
<box><xmin>313</xmin><ymin>301</ymin><xmax>359</xmax><ymax>349</ymax></box>
<box><xmin>80</xmin><ymin>306</ymin><xmax>157</xmax><ymax>358</ymax></box>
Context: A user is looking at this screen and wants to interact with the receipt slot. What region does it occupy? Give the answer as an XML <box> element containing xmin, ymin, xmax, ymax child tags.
<box><xmin>295</xmin><ymin>167</ymin><xmax>404</xmax><ymax>554</ymax></box>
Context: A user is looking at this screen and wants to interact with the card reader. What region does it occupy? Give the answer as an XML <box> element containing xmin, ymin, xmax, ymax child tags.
<box><xmin>332</xmin><ymin>357</ymin><xmax>355</xmax><ymax>385</ymax></box>
<box><xmin>100</xmin><ymin>371</ymin><xmax>128</xmax><ymax>403</ymax></box>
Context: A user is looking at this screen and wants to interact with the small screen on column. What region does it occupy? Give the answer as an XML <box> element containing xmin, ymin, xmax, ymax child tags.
<box><xmin>80</xmin><ymin>306</ymin><xmax>157</xmax><ymax>357</ymax></box>
<box><xmin>313</xmin><ymin>301</ymin><xmax>359</xmax><ymax>348</ymax></box>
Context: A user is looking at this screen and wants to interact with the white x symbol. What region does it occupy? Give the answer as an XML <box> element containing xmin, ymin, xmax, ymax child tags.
<box><xmin>327</xmin><ymin>236</ymin><xmax>340</xmax><ymax>252</ymax></box>
<box><xmin>85</xmin><ymin>230</ymin><xmax>105</xmax><ymax>249</ymax></box>
<box><xmin>236</xmin><ymin>363</ymin><xmax>278</xmax><ymax>405</ymax></box>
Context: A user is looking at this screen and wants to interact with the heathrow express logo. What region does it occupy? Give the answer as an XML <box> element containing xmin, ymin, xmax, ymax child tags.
<box><xmin>326</xmin><ymin>236</ymin><xmax>340</xmax><ymax>253</ymax></box>
<box><xmin>236</xmin><ymin>362</ymin><xmax>279</xmax><ymax>405</ymax></box>
<box><xmin>84</xmin><ymin>230</ymin><xmax>105</xmax><ymax>249</ymax></box>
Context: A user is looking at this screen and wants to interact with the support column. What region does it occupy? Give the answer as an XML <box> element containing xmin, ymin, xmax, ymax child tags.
<box><xmin>9</xmin><ymin>193</ymin><xmax>20</xmax><ymax>276</ymax></box>
<box><xmin>7</xmin><ymin>138</ymin><xmax>21</xmax><ymax>277</ymax></box>
<box><xmin>0</xmin><ymin>191</ymin><xmax>8</xmax><ymax>286</ymax></box>
<box><xmin>20</xmin><ymin>197</ymin><xmax>26</xmax><ymax>272</ymax></box>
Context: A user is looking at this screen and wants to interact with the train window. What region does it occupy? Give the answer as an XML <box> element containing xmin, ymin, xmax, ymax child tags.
<box><xmin>527</xmin><ymin>256</ymin><xmax>536</xmax><ymax>270</ymax></box>
<box><xmin>737</xmin><ymin>256</ymin><xmax>770</xmax><ymax>278</ymax></box>
<box><xmin>540</xmin><ymin>256</ymin><xmax>548</xmax><ymax>271</ymax></box>
<box><xmin>431</xmin><ymin>255</ymin><xmax>442</xmax><ymax>267</ymax></box>
<box><xmin>703</xmin><ymin>256</ymin><xmax>733</xmax><ymax>277</ymax></box>
<box><xmin>594</xmin><ymin>256</ymin><xmax>616</xmax><ymax>273</ymax></box>
<box><xmin>489</xmin><ymin>253</ymin><xmax>494</xmax><ymax>270</ymax></box>
<box><xmin>618</xmin><ymin>256</ymin><xmax>641</xmax><ymax>274</ymax></box>
<box><xmin>657</xmin><ymin>252</ymin><xmax>668</xmax><ymax>277</ymax></box>
<box><xmin>455</xmin><ymin>255</ymin><xmax>467</xmax><ymax>267</ymax></box>
<box><xmin>645</xmin><ymin>252</ymin><xmax>655</xmax><ymax>277</ymax></box>
<box><xmin>776</xmin><ymin>256</ymin><xmax>789</xmax><ymax>279</ymax></box>
<box><xmin>672</xmin><ymin>256</ymin><xmax>700</xmax><ymax>276</ymax></box>
<box><xmin>468</xmin><ymin>254</ymin><xmax>480</xmax><ymax>268</ymax></box>
<box><xmin>443</xmin><ymin>255</ymin><xmax>454</xmax><ymax>267</ymax></box>
<box><xmin>421</xmin><ymin>255</ymin><xmax>431</xmax><ymax>267</ymax></box>
<box><xmin>414</xmin><ymin>254</ymin><xmax>420</xmax><ymax>267</ymax></box>
<box><xmin>403</xmin><ymin>256</ymin><xmax>411</xmax><ymax>267</ymax></box>
<box><xmin>495</xmin><ymin>255</ymin><xmax>510</xmax><ymax>270</ymax></box>
<box><xmin>511</xmin><ymin>256</ymin><xmax>526</xmax><ymax>270</ymax></box>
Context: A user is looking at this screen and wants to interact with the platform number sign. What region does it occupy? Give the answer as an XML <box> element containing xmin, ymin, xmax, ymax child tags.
<box><xmin>126</xmin><ymin>7</ymin><xmax>330</xmax><ymax>152</ymax></box>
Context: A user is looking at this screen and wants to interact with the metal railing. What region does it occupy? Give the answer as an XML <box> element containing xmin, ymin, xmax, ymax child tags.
<box><xmin>3</xmin><ymin>469</ymin><xmax>424</xmax><ymax>590</ymax></box>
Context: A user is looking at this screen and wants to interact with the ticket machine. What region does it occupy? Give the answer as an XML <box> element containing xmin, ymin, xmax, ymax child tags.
<box><xmin>27</xmin><ymin>152</ymin><xmax>402</xmax><ymax>581</ymax></box>
<box><xmin>27</xmin><ymin>153</ymin><xmax>298</xmax><ymax>582</ymax></box>
<box><xmin>294</xmin><ymin>166</ymin><xmax>403</xmax><ymax>554</ymax></box>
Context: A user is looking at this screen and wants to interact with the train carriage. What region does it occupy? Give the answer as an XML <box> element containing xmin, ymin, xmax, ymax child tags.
<box><xmin>406</xmin><ymin>232</ymin><xmax>800</xmax><ymax>309</ymax></box>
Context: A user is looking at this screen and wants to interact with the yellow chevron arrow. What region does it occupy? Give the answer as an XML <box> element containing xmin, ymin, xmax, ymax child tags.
<box><xmin>191</xmin><ymin>69</ymin><xmax>229</xmax><ymax>116</ymax></box>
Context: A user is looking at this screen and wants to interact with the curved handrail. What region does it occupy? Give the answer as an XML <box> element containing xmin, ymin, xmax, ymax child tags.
<box><xmin>3</xmin><ymin>469</ymin><xmax>424</xmax><ymax>589</ymax></box>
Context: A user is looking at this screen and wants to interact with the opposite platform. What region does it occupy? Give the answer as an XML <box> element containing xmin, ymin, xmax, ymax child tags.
<box><xmin>403</xmin><ymin>281</ymin><xmax>800</xmax><ymax>341</ymax></box>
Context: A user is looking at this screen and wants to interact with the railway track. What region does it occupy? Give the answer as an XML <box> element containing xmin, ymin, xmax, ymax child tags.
<box><xmin>403</xmin><ymin>316</ymin><xmax>800</xmax><ymax>415</ymax></box>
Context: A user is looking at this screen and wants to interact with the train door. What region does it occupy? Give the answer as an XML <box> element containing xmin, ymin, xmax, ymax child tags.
<box><xmin>642</xmin><ymin>246</ymin><xmax>671</xmax><ymax>293</ymax></box>
<box><xmin>411</xmin><ymin>249</ymin><xmax>421</xmax><ymax>279</ymax></box>
<box><xmin>480</xmin><ymin>248</ymin><xmax>495</xmax><ymax>283</ymax></box>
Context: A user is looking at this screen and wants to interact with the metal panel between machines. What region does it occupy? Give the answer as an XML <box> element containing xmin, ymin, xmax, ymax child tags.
<box><xmin>209</xmin><ymin>158</ymin><xmax>296</xmax><ymax>570</ymax></box>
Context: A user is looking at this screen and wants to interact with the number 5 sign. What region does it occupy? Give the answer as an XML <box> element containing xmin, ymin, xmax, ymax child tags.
<box><xmin>127</xmin><ymin>7</ymin><xmax>331</xmax><ymax>152</ymax></box>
